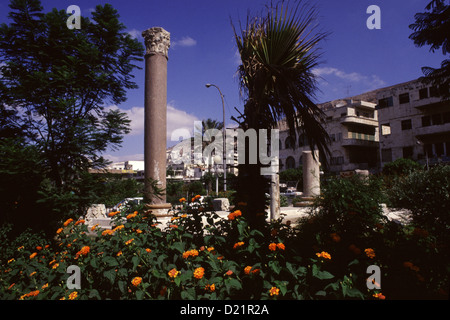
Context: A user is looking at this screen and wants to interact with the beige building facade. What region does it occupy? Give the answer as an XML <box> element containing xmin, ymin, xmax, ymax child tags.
<box><xmin>278</xmin><ymin>78</ymin><xmax>449</xmax><ymax>174</ymax></box>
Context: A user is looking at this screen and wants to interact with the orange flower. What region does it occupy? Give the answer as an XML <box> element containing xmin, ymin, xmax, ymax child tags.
<box><xmin>365</xmin><ymin>248</ymin><xmax>376</xmax><ymax>259</ymax></box>
<box><xmin>228</xmin><ymin>210</ymin><xmax>242</xmax><ymax>220</ymax></box>
<box><xmin>145</xmin><ymin>248</ymin><xmax>152</xmax><ymax>253</ymax></box>
<box><xmin>126</xmin><ymin>212</ymin><xmax>138</xmax><ymax>220</ymax></box>
<box><xmin>29</xmin><ymin>252</ymin><xmax>37</xmax><ymax>259</ymax></box>
<box><xmin>225</xmin><ymin>270</ymin><xmax>233</xmax><ymax>276</ymax></box>
<box><xmin>56</xmin><ymin>228</ymin><xmax>63</xmax><ymax>234</ymax></box>
<box><xmin>268</xmin><ymin>243</ymin><xmax>277</xmax><ymax>251</ymax></box>
<box><xmin>112</xmin><ymin>225</ymin><xmax>124</xmax><ymax>232</ymax></box>
<box><xmin>108</xmin><ymin>211</ymin><xmax>119</xmax><ymax>217</ymax></box>
<box><xmin>52</xmin><ymin>263</ymin><xmax>59</xmax><ymax>269</ymax></box>
<box><xmin>75</xmin><ymin>246</ymin><xmax>90</xmax><ymax>259</ymax></box>
<box><xmin>168</xmin><ymin>268</ymin><xmax>180</xmax><ymax>278</ymax></box>
<box><xmin>269</xmin><ymin>287</ymin><xmax>280</xmax><ymax>296</ymax></box>
<box><xmin>330</xmin><ymin>233</ymin><xmax>341</xmax><ymax>242</ymax></box>
<box><xmin>179</xmin><ymin>197</ymin><xmax>186</xmax><ymax>202</ymax></box>
<box><xmin>117</xmin><ymin>251</ymin><xmax>122</xmax><ymax>257</ymax></box>
<box><xmin>91</xmin><ymin>224</ymin><xmax>99</xmax><ymax>231</ymax></box>
<box><xmin>194</xmin><ymin>267</ymin><xmax>205</xmax><ymax>279</ymax></box>
<box><xmin>244</xmin><ymin>266</ymin><xmax>252</xmax><ymax>274</ymax></box>
<box><xmin>63</xmin><ymin>218</ymin><xmax>73</xmax><ymax>227</ymax></box>
<box><xmin>205</xmin><ymin>283</ymin><xmax>215</xmax><ymax>292</ymax></box>
<box><xmin>373</xmin><ymin>292</ymin><xmax>385</xmax><ymax>300</ymax></box>
<box><xmin>169</xmin><ymin>224</ymin><xmax>178</xmax><ymax>229</ymax></box>
<box><xmin>183</xmin><ymin>249</ymin><xmax>199</xmax><ymax>259</ymax></box>
<box><xmin>68</xmin><ymin>291</ymin><xmax>78</xmax><ymax>300</ymax></box>
<box><xmin>316</xmin><ymin>251</ymin><xmax>331</xmax><ymax>260</ymax></box>
<box><xmin>36</xmin><ymin>246</ymin><xmax>42</xmax><ymax>251</ymax></box>
<box><xmin>20</xmin><ymin>290</ymin><xmax>40</xmax><ymax>300</ymax></box>
<box><xmin>233</xmin><ymin>241</ymin><xmax>244</xmax><ymax>249</ymax></box>
<box><xmin>102</xmin><ymin>229</ymin><xmax>114</xmax><ymax>236</ymax></box>
<box><xmin>277</xmin><ymin>243</ymin><xmax>285</xmax><ymax>250</ymax></box>
<box><xmin>75</xmin><ymin>219</ymin><xmax>85</xmax><ymax>226</ymax></box>
<box><xmin>131</xmin><ymin>277</ymin><xmax>142</xmax><ymax>287</ymax></box>
<box><xmin>125</xmin><ymin>238</ymin><xmax>134</xmax><ymax>245</ymax></box>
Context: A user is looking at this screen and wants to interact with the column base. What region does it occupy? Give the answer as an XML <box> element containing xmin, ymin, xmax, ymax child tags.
<box><xmin>293</xmin><ymin>196</ymin><xmax>315</xmax><ymax>207</ymax></box>
<box><xmin>144</xmin><ymin>203</ymin><xmax>173</xmax><ymax>217</ymax></box>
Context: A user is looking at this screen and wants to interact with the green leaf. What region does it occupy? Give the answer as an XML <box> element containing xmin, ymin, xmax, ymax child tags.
<box><xmin>118</xmin><ymin>280</ymin><xmax>126</xmax><ymax>294</ymax></box>
<box><xmin>312</xmin><ymin>264</ymin><xmax>334</xmax><ymax>280</ymax></box>
<box><xmin>103</xmin><ymin>256</ymin><xmax>119</xmax><ymax>267</ymax></box>
<box><xmin>269</xmin><ymin>260</ymin><xmax>281</xmax><ymax>275</ymax></box>
<box><xmin>131</xmin><ymin>255</ymin><xmax>140</xmax><ymax>270</ymax></box>
<box><xmin>171</xmin><ymin>241</ymin><xmax>185</xmax><ymax>253</ymax></box>
<box><xmin>103</xmin><ymin>269</ymin><xmax>116</xmax><ymax>284</ymax></box>
<box><xmin>315</xmin><ymin>290</ymin><xmax>327</xmax><ymax>297</ymax></box>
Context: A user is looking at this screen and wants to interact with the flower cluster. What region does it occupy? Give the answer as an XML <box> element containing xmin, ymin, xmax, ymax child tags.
<box><xmin>365</xmin><ymin>248</ymin><xmax>376</xmax><ymax>259</ymax></box>
<box><xmin>183</xmin><ymin>249</ymin><xmax>199</xmax><ymax>259</ymax></box>
<box><xmin>268</xmin><ymin>242</ymin><xmax>285</xmax><ymax>251</ymax></box>
<box><xmin>316</xmin><ymin>251</ymin><xmax>331</xmax><ymax>260</ymax></box>
<box><xmin>227</xmin><ymin>210</ymin><xmax>242</xmax><ymax>221</ymax></box>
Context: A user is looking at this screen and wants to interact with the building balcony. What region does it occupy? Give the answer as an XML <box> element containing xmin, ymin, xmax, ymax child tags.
<box><xmin>412</xmin><ymin>98</ymin><xmax>446</xmax><ymax>110</ymax></box>
<box><xmin>415</xmin><ymin>122</ymin><xmax>450</xmax><ymax>140</ymax></box>
<box><xmin>342</xmin><ymin>138</ymin><xmax>379</xmax><ymax>148</ymax></box>
<box><xmin>340</xmin><ymin>115</ymin><xmax>378</xmax><ymax>127</ymax></box>
<box><xmin>342</xmin><ymin>132</ymin><xmax>379</xmax><ymax>148</ymax></box>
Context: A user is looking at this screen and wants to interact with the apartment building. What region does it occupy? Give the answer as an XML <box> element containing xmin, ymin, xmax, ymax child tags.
<box><xmin>376</xmin><ymin>79</ymin><xmax>450</xmax><ymax>166</ymax></box>
<box><xmin>278</xmin><ymin>78</ymin><xmax>449</xmax><ymax>174</ymax></box>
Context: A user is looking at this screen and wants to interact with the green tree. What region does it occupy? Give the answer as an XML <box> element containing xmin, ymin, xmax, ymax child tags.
<box><xmin>232</xmin><ymin>1</ymin><xmax>329</xmax><ymax>227</ymax></box>
<box><xmin>0</xmin><ymin>0</ymin><xmax>144</xmax><ymax>227</ymax></box>
<box><xmin>409</xmin><ymin>0</ymin><xmax>450</xmax><ymax>98</ymax></box>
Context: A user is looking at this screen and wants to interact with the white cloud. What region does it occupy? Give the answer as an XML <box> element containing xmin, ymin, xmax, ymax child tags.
<box><xmin>312</xmin><ymin>67</ymin><xmax>386</xmax><ymax>89</ymax></box>
<box><xmin>106</xmin><ymin>103</ymin><xmax>199</xmax><ymax>140</ymax></box>
<box><xmin>127</xmin><ymin>28</ymin><xmax>142</xmax><ymax>39</ymax></box>
<box><xmin>171</xmin><ymin>36</ymin><xmax>197</xmax><ymax>48</ymax></box>
<box><xmin>103</xmin><ymin>153</ymin><xmax>144</xmax><ymax>163</ymax></box>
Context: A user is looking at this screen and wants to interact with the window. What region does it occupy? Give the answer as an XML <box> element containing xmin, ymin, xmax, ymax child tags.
<box><xmin>286</xmin><ymin>156</ymin><xmax>296</xmax><ymax>169</ymax></box>
<box><xmin>419</xmin><ymin>88</ymin><xmax>429</xmax><ymax>99</ymax></box>
<box><xmin>435</xmin><ymin>142</ymin><xmax>444</xmax><ymax>156</ymax></box>
<box><xmin>430</xmin><ymin>86</ymin><xmax>439</xmax><ymax>97</ymax></box>
<box><xmin>337</xmin><ymin>132</ymin><xmax>342</xmax><ymax>141</ymax></box>
<box><xmin>399</xmin><ymin>93</ymin><xmax>410</xmax><ymax>104</ymax></box>
<box><xmin>285</xmin><ymin>136</ymin><xmax>295</xmax><ymax>149</ymax></box>
<box><xmin>403</xmin><ymin>146</ymin><xmax>414</xmax><ymax>159</ymax></box>
<box><xmin>331</xmin><ymin>156</ymin><xmax>344</xmax><ymax>165</ymax></box>
<box><xmin>432</xmin><ymin>114</ymin><xmax>442</xmax><ymax>125</ymax></box>
<box><xmin>381</xmin><ymin>123</ymin><xmax>391</xmax><ymax>135</ymax></box>
<box><xmin>381</xmin><ymin>148</ymin><xmax>392</xmax><ymax>162</ymax></box>
<box><xmin>401</xmin><ymin>119</ymin><xmax>412</xmax><ymax>130</ymax></box>
<box><xmin>378</xmin><ymin>96</ymin><xmax>393</xmax><ymax>109</ymax></box>
<box><xmin>422</xmin><ymin>116</ymin><xmax>431</xmax><ymax>127</ymax></box>
<box><xmin>443</xmin><ymin>112</ymin><xmax>450</xmax><ymax>124</ymax></box>
<box><xmin>330</xmin><ymin>134</ymin><xmax>336</xmax><ymax>142</ymax></box>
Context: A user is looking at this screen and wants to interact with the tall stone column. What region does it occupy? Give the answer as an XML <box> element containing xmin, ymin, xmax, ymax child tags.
<box><xmin>142</xmin><ymin>27</ymin><xmax>172</xmax><ymax>216</ymax></box>
<box><xmin>301</xmin><ymin>150</ymin><xmax>320</xmax><ymax>205</ymax></box>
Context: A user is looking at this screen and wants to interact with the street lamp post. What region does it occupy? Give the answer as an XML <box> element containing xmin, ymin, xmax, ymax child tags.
<box><xmin>205</xmin><ymin>83</ymin><xmax>227</xmax><ymax>191</ymax></box>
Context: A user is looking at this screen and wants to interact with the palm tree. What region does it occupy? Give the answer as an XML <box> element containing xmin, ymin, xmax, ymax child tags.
<box><xmin>232</xmin><ymin>1</ymin><xmax>330</xmax><ymax>228</ymax></box>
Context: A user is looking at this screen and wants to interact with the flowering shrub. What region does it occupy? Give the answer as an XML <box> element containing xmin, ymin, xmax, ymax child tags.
<box><xmin>0</xmin><ymin>188</ymin><xmax>448</xmax><ymax>300</ymax></box>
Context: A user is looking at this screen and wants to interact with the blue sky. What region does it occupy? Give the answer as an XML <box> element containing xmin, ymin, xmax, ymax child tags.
<box><xmin>0</xmin><ymin>0</ymin><xmax>445</xmax><ymax>162</ymax></box>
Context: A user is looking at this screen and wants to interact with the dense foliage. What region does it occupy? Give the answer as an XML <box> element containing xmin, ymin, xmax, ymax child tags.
<box><xmin>1</xmin><ymin>173</ymin><xmax>448</xmax><ymax>300</ymax></box>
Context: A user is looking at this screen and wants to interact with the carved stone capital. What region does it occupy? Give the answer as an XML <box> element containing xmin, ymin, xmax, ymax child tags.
<box><xmin>142</xmin><ymin>27</ymin><xmax>170</xmax><ymax>58</ymax></box>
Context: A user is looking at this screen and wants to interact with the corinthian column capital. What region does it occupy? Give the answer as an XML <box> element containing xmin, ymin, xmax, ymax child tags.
<box><xmin>142</xmin><ymin>27</ymin><xmax>170</xmax><ymax>58</ymax></box>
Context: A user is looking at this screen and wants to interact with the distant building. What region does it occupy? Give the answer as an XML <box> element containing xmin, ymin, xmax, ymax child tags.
<box><xmin>278</xmin><ymin>78</ymin><xmax>449</xmax><ymax>174</ymax></box>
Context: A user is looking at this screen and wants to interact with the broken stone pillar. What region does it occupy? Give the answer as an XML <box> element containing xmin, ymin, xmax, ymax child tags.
<box><xmin>142</xmin><ymin>27</ymin><xmax>172</xmax><ymax>216</ymax></box>
<box><xmin>300</xmin><ymin>150</ymin><xmax>320</xmax><ymax>205</ymax></box>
